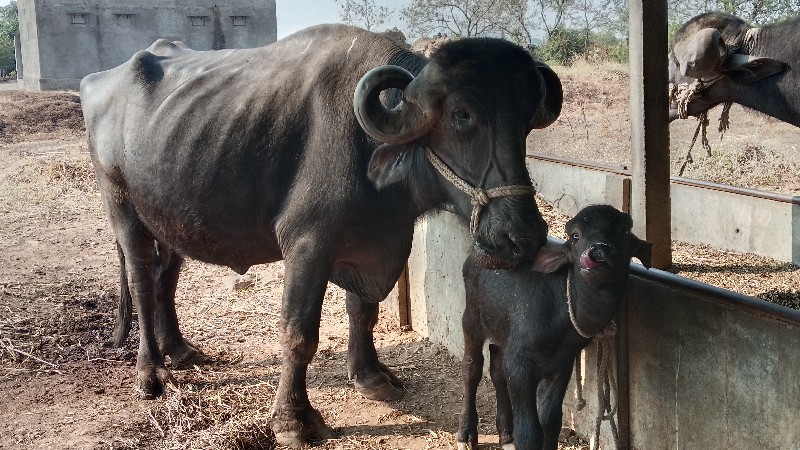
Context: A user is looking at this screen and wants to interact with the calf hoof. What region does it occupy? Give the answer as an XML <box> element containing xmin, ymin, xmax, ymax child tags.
<box><xmin>135</xmin><ymin>366</ymin><xmax>175</xmax><ymax>399</ymax></box>
<box><xmin>271</xmin><ymin>405</ymin><xmax>335</xmax><ymax>448</ymax></box>
<box><xmin>163</xmin><ymin>339</ymin><xmax>210</xmax><ymax>369</ymax></box>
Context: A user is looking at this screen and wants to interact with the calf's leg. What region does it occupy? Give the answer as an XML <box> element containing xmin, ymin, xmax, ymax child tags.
<box><xmin>489</xmin><ymin>344</ymin><xmax>515</xmax><ymax>449</ymax></box>
<box><xmin>537</xmin><ymin>364</ymin><xmax>574</xmax><ymax>450</ymax></box>
<box><xmin>506</xmin><ymin>352</ymin><xmax>544</xmax><ymax>450</ymax></box>
<box><xmin>457</xmin><ymin>315</ymin><xmax>485</xmax><ymax>450</ymax></box>
<box><xmin>346</xmin><ymin>293</ymin><xmax>404</xmax><ymax>400</ymax></box>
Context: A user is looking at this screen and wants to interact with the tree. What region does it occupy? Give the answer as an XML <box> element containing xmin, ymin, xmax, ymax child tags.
<box><xmin>403</xmin><ymin>0</ymin><xmax>519</xmax><ymax>38</ymax></box>
<box><xmin>335</xmin><ymin>0</ymin><xmax>394</xmax><ymax>31</ymax></box>
<box><xmin>668</xmin><ymin>0</ymin><xmax>800</xmax><ymax>27</ymax></box>
<box><xmin>0</xmin><ymin>1</ymin><xmax>17</xmax><ymax>74</ymax></box>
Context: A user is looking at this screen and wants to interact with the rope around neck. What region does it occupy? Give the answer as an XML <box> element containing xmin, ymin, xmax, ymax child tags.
<box><xmin>669</xmin><ymin>79</ymin><xmax>733</xmax><ymax>176</ymax></box>
<box><xmin>424</xmin><ymin>146</ymin><xmax>536</xmax><ymax>237</ymax></box>
<box><xmin>567</xmin><ymin>270</ymin><xmax>620</xmax><ymax>450</ymax></box>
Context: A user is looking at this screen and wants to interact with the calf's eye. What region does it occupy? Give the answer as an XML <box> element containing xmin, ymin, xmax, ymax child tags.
<box><xmin>571</xmin><ymin>232</ymin><xmax>580</xmax><ymax>242</ymax></box>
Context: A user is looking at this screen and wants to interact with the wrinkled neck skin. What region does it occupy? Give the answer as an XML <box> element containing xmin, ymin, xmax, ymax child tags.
<box><xmin>695</xmin><ymin>25</ymin><xmax>800</xmax><ymax>127</ymax></box>
<box><xmin>731</xmin><ymin>26</ymin><xmax>800</xmax><ymax>126</ymax></box>
<box><xmin>569</xmin><ymin>266</ymin><xmax>631</xmax><ymax>337</ymax></box>
<box><xmin>382</xmin><ymin>143</ymin><xmax>456</xmax><ymax>224</ymax></box>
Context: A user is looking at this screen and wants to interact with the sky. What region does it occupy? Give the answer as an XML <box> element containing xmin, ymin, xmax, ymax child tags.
<box><xmin>1</xmin><ymin>0</ymin><xmax>408</xmax><ymax>40</ymax></box>
<box><xmin>276</xmin><ymin>0</ymin><xmax>409</xmax><ymax>39</ymax></box>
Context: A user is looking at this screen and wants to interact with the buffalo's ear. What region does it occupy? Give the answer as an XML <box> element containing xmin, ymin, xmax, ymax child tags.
<box><xmin>631</xmin><ymin>235</ymin><xmax>653</xmax><ymax>269</ymax></box>
<box><xmin>530</xmin><ymin>62</ymin><xmax>563</xmax><ymax>129</ymax></box>
<box><xmin>531</xmin><ymin>243</ymin><xmax>570</xmax><ymax>273</ymax></box>
<box><xmin>368</xmin><ymin>143</ymin><xmax>414</xmax><ymax>190</ymax></box>
<box><xmin>722</xmin><ymin>54</ymin><xmax>788</xmax><ymax>85</ymax></box>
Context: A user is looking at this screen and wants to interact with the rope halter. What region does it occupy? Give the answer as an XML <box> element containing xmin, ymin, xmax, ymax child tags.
<box><xmin>424</xmin><ymin>146</ymin><xmax>536</xmax><ymax>238</ymax></box>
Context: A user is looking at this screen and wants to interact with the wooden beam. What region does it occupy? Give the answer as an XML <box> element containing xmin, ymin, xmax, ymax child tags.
<box><xmin>629</xmin><ymin>0</ymin><xmax>672</xmax><ymax>269</ymax></box>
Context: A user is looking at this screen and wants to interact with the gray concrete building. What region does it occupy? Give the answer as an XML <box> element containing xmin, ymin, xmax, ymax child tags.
<box><xmin>17</xmin><ymin>0</ymin><xmax>277</xmax><ymax>90</ymax></box>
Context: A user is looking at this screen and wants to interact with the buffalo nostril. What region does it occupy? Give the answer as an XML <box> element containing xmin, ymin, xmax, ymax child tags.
<box><xmin>508</xmin><ymin>236</ymin><xmax>530</xmax><ymax>257</ymax></box>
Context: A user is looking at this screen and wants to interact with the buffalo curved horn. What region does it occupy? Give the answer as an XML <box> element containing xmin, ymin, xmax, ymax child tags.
<box><xmin>679</xmin><ymin>27</ymin><xmax>725</xmax><ymax>79</ymax></box>
<box><xmin>530</xmin><ymin>62</ymin><xmax>563</xmax><ymax>129</ymax></box>
<box><xmin>354</xmin><ymin>65</ymin><xmax>432</xmax><ymax>144</ymax></box>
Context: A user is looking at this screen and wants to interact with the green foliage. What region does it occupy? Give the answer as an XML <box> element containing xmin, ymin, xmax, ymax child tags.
<box><xmin>535</xmin><ymin>28</ymin><xmax>586</xmax><ymax>65</ymax></box>
<box><xmin>0</xmin><ymin>1</ymin><xmax>17</xmax><ymax>40</ymax></box>
<box><xmin>0</xmin><ymin>1</ymin><xmax>16</xmax><ymax>73</ymax></box>
<box><xmin>0</xmin><ymin>34</ymin><xmax>13</xmax><ymax>73</ymax></box>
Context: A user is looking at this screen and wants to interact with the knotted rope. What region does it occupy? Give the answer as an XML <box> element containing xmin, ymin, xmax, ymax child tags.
<box><xmin>567</xmin><ymin>271</ymin><xmax>620</xmax><ymax>450</ymax></box>
<box><xmin>669</xmin><ymin>79</ymin><xmax>733</xmax><ymax>176</ymax></box>
<box><xmin>424</xmin><ymin>146</ymin><xmax>536</xmax><ymax>237</ymax></box>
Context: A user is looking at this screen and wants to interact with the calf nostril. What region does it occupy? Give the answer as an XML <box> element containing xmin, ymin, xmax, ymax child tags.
<box><xmin>589</xmin><ymin>243</ymin><xmax>614</xmax><ymax>262</ymax></box>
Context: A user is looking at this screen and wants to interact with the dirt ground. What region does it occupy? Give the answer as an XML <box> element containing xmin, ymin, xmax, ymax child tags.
<box><xmin>1</xmin><ymin>61</ymin><xmax>798</xmax><ymax>449</ymax></box>
<box><xmin>0</xmin><ymin>88</ymin><xmax>593</xmax><ymax>449</ymax></box>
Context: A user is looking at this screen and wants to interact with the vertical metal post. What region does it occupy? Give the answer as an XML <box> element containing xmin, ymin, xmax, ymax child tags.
<box><xmin>629</xmin><ymin>0</ymin><xmax>672</xmax><ymax>269</ymax></box>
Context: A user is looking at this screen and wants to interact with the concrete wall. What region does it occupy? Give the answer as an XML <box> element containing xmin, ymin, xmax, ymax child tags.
<box><xmin>407</xmin><ymin>210</ymin><xmax>472</xmax><ymax>357</ymax></box>
<box><xmin>403</xmin><ymin>207</ymin><xmax>800</xmax><ymax>449</ymax></box>
<box><xmin>17</xmin><ymin>0</ymin><xmax>277</xmax><ymax>90</ymax></box>
<box><xmin>529</xmin><ymin>154</ymin><xmax>800</xmax><ymax>265</ymax></box>
<box><xmin>528</xmin><ymin>154</ymin><xmax>630</xmax><ymax>215</ymax></box>
<box><xmin>625</xmin><ymin>267</ymin><xmax>800</xmax><ymax>450</ymax></box>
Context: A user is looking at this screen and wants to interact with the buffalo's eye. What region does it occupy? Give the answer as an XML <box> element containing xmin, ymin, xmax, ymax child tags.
<box><xmin>452</xmin><ymin>109</ymin><xmax>472</xmax><ymax>127</ymax></box>
<box><xmin>571</xmin><ymin>232</ymin><xmax>580</xmax><ymax>243</ymax></box>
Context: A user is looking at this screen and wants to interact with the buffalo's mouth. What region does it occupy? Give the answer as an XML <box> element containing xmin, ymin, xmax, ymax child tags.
<box><xmin>579</xmin><ymin>246</ymin><xmax>614</xmax><ymax>285</ymax></box>
<box><xmin>471</xmin><ymin>241</ymin><xmax>526</xmax><ymax>270</ymax></box>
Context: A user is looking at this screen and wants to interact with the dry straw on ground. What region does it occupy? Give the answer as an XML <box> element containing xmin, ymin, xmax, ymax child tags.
<box><xmin>2</xmin><ymin>66</ymin><xmax>799</xmax><ymax>449</ymax></box>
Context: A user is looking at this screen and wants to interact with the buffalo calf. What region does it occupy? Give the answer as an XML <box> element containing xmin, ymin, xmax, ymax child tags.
<box><xmin>458</xmin><ymin>205</ymin><xmax>652</xmax><ymax>450</ymax></box>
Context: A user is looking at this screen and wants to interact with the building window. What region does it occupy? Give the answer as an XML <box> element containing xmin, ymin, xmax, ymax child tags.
<box><xmin>190</xmin><ymin>16</ymin><xmax>208</xmax><ymax>27</ymax></box>
<box><xmin>115</xmin><ymin>14</ymin><xmax>134</xmax><ymax>27</ymax></box>
<box><xmin>231</xmin><ymin>16</ymin><xmax>247</xmax><ymax>27</ymax></box>
<box><xmin>70</xmin><ymin>13</ymin><xmax>87</xmax><ymax>25</ymax></box>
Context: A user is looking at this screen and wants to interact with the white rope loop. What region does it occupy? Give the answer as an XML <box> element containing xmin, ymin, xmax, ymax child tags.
<box><xmin>424</xmin><ymin>146</ymin><xmax>536</xmax><ymax>237</ymax></box>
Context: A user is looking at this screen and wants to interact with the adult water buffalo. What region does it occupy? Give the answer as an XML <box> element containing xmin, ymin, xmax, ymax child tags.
<box><xmin>80</xmin><ymin>24</ymin><xmax>562</xmax><ymax>446</ymax></box>
<box><xmin>669</xmin><ymin>12</ymin><xmax>797</xmax><ymax>126</ymax></box>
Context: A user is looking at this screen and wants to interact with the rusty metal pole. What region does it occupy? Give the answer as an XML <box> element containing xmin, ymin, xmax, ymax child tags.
<box><xmin>629</xmin><ymin>0</ymin><xmax>672</xmax><ymax>269</ymax></box>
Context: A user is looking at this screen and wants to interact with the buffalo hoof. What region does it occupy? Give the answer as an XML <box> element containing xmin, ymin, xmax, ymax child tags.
<box><xmin>163</xmin><ymin>339</ymin><xmax>210</xmax><ymax>369</ymax></box>
<box><xmin>135</xmin><ymin>365</ymin><xmax>175</xmax><ymax>399</ymax></box>
<box><xmin>271</xmin><ymin>405</ymin><xmax>335</xmax><ymax>448</ymax></box>
<box><xmin>353</xmin><ymin>362</ymin><xmax>405</xmax><ymax>401</ymax></box>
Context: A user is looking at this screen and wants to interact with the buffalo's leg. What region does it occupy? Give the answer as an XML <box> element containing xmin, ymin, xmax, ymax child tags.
<box><xmin>270</xmin><ymin>247</ymin><xmax>335</xmax><ymax>447</ymax></box>
<box><xmin>489</xmin><ymin>344</ymin><xmax>515</xmax><ymax>449</ymax></box>
<box><xmin>537</xmin><ymin>364</ymin><xmax>573</xmax><ymax>450</ymax></box>
<box><xmin>109</xmin><ymin>212</ymin><xmax>173</xmax><ymax>398</ymax></box>
<box><xmin>456</xmin><ymin>328</ymin><xmax>485</xmax><ymax>450</ymax></box>
<box><xmin>152</xmin><ymin>242</ymin><xmax>207</xmax><ymax>368</ymax></box>
<box><xmin>112</xmin><ymin>241</ymin><xmax>133</xmax><ymax>347</ymax></box>
<box><xmin>346</xmin><ymin>292</ymin><xmax>404</xmax><ymax>401</ymax></box>
<box><xmin>506</xmin><ymin>352</ymin><xmax>543</xmax><ymax>450</ymax></box>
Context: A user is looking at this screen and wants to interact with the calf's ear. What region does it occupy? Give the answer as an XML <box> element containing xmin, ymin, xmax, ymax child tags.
<box><xmin>368</xmin><ymin>143</ymin><xmax>414</xmax><ymax>190</ymax></box>
<box><xmin>631</xmin><ymin>235</ymin><xmax>653</xmax><ymax>269</ymax></box>
<box><xmin>531</xmin><ymin>243</ymin><xmax>570</xmax><ymax>273</ymax></box>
